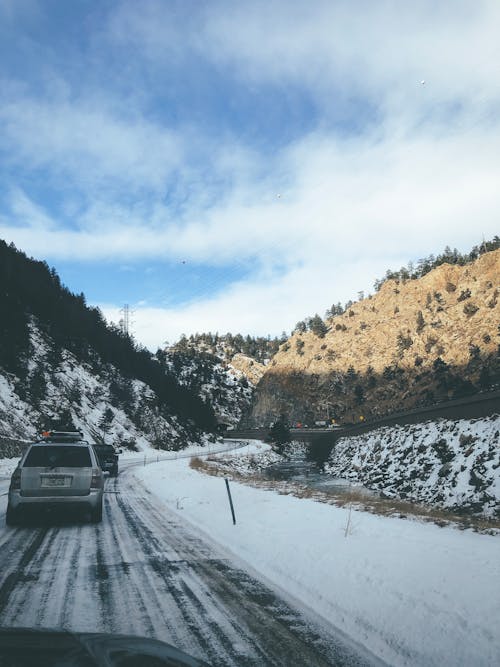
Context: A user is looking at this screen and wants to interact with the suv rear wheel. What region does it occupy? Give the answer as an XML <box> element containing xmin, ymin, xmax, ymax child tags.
<box><xmin>90</xmin><ymin>502</ymin><xmax>103</xmax><ymax>524</ymax></box>
<box><xmin>6</xmin><ymin>503</ymin><xmax>20</xmax><ymax>526</ymax></box>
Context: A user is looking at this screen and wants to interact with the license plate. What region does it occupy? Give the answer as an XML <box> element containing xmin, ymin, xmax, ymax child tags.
<box><xmin>41</xmin><ymin>476</ymin><xmax>70</xmax><ymax>488</ymax></box>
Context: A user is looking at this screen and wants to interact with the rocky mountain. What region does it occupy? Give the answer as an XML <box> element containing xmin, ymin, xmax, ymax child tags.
<box><xmin>229</xmin><ymin>353</ymin><xmax>266</xmax><ymax>386</ymax></box>
<box><xmin>157</xmin><ymin>337</ymin><xmax>268</xmax><ymax>427</ymax></box>
<box><xmin>248</xmin><ymin>247</ymin><xmax>499</xmax><ymax>427</ymax></box>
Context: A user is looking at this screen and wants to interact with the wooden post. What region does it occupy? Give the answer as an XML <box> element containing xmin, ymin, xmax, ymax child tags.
<box><xmin>225</xmin><ymin>478</ymin><xmax>236</xmax><ymax>525</ymax></box>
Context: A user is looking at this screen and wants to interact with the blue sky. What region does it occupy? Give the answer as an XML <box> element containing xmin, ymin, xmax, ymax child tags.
<box><xmin>1</xmin><ymin>1</ymin><xmax>499</xmax><ymax>349</ymax></box>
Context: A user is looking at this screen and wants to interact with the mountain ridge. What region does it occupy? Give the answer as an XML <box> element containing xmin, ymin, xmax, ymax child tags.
<box><xmin>247</xmin><ymin>248</ymin><xmax>499</xmax><ymax>426</ymax></box>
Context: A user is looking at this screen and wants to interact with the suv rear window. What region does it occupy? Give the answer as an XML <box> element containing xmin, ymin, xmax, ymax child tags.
<box><xmin>24</xmin><ymin>446</ymin><xmax>92</xmax><ymax>468</ymax></box>
<box><xmin>93</xmin><ymin>445</ymin><xmax>115</xmax><ymax>455</ymax></box>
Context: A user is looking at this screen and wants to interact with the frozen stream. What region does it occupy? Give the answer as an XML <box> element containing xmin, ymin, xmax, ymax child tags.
<box><xmin>263</xmin><ymin>461</ymin><xmax>379</xmax><ymax>499</ymax></box>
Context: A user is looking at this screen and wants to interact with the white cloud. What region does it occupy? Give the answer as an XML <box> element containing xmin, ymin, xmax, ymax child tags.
<box><xmin>112</xmin><ymin>1</ymin><xmax>500</xmax><ymax>118</ymax></box>
<box><xmin>0</xmin><ymin>95</ymin><xmax>183</xmax><ymax>192</ymax></box>
<box><xmin>2</xmin><ymin>119</ymin><xmax>498</xmax><ymax>264</ymax></box>
<box><xmin>2</xmin><ymin>0</ymin><xmax>499</xmax><ymax>348</ymax></box>
<box><xmin>8</xmin><ymin>189</ymin><xmax>58</xmax><ymax>231</ymax></box>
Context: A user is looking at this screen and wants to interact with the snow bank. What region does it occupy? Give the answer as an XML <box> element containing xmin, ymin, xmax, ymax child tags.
<box><xmin>325</xmin><ymin>416</ymin><xmax>500</xmax><ymax>517</ymax></box>
<box><xmin>133</xmin><ymin>449</ymin><xmax>500</xmax><ymax>667</ymax></box>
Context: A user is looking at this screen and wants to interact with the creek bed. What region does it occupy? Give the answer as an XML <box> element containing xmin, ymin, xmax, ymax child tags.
<box><xmin>264</xmin><ymin>461</ymin><xmax>379</xmax><ymax>499</ymax></box>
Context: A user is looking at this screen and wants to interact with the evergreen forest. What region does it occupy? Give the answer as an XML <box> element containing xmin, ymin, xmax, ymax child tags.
<box><xmin>0</xmin><ymin>240</ymin><xmax>216</xmax><ymax>431</ymax></box>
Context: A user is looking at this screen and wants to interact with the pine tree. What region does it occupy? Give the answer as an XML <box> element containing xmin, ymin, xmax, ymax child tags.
<box><xmin>309</xmin><ymin>314</ymin><xmax>328</xmax><ymax>338</ymax></box>
<box><xmin>267</xmin><ymin>417</ymin><xmax>291</xmax><ymax>454</ymax></box>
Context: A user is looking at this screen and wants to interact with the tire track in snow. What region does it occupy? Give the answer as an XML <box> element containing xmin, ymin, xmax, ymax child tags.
<box><xmin>115</xmin><ymin>473</ymin><xmax>371</xmax><ymax>667</ymax></box>
<box><xmin>58</xmin><ymin>525</ymin><xmax>83</xmax><ymax>628</ymax></box>
<box><xmin>102</xmin><ymin>482</ymin><xmax>185</xmax><ymax>645</ymax></box>
<box><xmin>127</xmin><ymin>496</ymin><xmax>267</xmax><ymax>665</ymax></box>
<box><xmin>123</xmin><ymin>490</ymin><xmax>319</xmax><ymax>665</ymax></box>
<box><xmin>113</xmin><ymin>487</ymin><xmax>237</xmax><ymax>665</ymax></box>
<box><xmin>0</xmin><ymin>527</ymin><xmax>49</xmax><ymax>619</ymax></box>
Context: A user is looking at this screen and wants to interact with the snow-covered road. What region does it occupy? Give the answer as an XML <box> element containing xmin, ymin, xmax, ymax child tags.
<box><xmin>0</xmin><ymin>462</ymin><xmax>378</xmax><ymax>666</ymax></box>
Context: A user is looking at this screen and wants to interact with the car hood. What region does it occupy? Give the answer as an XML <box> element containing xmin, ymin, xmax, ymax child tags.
<box><xmin>0</xmin><ymin>627</ymin><xmax>210</xmax><ymax>666</ymax></box>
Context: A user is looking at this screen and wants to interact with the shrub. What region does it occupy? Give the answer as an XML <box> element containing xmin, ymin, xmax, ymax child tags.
<box><xmin>457</xmin><ymin>288</ymin><xmax>471</xmax><ymax>302</ymax></box>
<box><xmin>425</xmin><ymin>336</ymin><xmax>438</xmax><ymax>352</ymax></box>
<box><xmin>432</xmin><ymin>438</ymin><xmax>455</xmax><ymax>463</ymax></box>
<box><xmin>459</xmin><ymin>434</ymin><xmax>476</xmax><ymax>448</ymax></box>
<box><xmin>397</xmin><ymin>332</ymin><xmax>413</xmax><ymax>353</ymax></box>
<box><xmin>487</xmin><ymin>289</ymin><xmax>498</xmax><ymax>308</ymax></box>
<box><xmin>469</xmin><ymin>344</ymin><xmax>480</xmax><ymax>360</ymax></box>
<box><xmin>463</xmin><ymin>302</ymin><xmax>479</xmax><ymax>317</ymax></box>
<box><xmin>434</xmin><ymin>291</ymin><xmax>444</xmax><ymax>304</ymax></box>
<box><xmin>190</xmin><ymin>456</ymin><xmax>204</xmax><ymax>470</ymax></box>
<box><xmin>416</xmin><ymin>311</ymin><xmax>425</xmax><ymax>332</ymax></box>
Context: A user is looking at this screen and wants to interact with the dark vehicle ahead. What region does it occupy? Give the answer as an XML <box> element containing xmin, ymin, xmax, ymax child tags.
<box><xmin>93</xmin><ymin>444</ymin><xmax>119</xmax><ymax>477</ymax></box>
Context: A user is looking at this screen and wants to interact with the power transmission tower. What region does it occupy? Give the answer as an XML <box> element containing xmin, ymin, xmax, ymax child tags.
<box><xmin>119</xmin><ymin>304</ymin><xmax>134</xmax><ymax>336</ymax></box>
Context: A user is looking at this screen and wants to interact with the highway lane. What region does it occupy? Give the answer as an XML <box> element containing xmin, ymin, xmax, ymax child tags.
<box><xmin>0</xmin><ymin>464</ymin><xmax>382</xmax><ymax>667</ymax></box>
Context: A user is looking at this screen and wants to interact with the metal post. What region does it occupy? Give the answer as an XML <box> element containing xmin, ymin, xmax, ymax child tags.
<box><xmin>224</xmin><ymin>478</ymin><xmax>236</xmax><ymax>525</ymax></box>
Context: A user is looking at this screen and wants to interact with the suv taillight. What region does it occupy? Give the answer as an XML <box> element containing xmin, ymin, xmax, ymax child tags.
<box><xmin>90</xmin><ymin>469</ymin><xmax>102</xmax><ymax>489</ymax></box>
<box><xmin>10</xmin><ymin>469</ymin><xmax>21</xmax><ymax>491</ymax></box>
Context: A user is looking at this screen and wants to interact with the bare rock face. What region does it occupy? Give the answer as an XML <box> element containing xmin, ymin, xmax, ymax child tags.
<box><xmin>229</xmin><ymin>353</ymin><xmax>266</xmax><ymax>386</ymax></box>
<box><xmin>249</xmin><ymin>250</ymin><xmax>499</xmax><ymax>426</ymax></box>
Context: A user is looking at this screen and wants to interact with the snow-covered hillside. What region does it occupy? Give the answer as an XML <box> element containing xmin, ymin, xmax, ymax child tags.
<box><xmin>161</xmin><ymin>348</ymin><xmax>253</xmax><ymax>426</ymax></box>
<box><xmin>0</xmin><ymin>323</ymin><xmax>211</xmax><ymax>453</ymax></box>
<box><xmin>325</xmin><ymin>415</ymin><xmax>500</xmax><ymax>518</ymax></box>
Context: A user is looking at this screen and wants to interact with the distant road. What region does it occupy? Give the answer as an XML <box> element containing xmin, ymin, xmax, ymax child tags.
<box><xmin>232</xmin><ymin>389</ymin><xmax>500</xmax><ymax>442</ymax></box>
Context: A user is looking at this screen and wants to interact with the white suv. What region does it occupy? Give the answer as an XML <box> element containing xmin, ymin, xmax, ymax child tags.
<box><xmin>6</xmin><ymin>431</ymin><xmax>104</xmax><ymax>525</ymax></box>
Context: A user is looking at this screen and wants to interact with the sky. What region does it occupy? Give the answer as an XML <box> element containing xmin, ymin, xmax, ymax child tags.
<box><xmin>1</xmin><ymin>0</ymin><xmax>499</xmax><ymax>350</ymax></box>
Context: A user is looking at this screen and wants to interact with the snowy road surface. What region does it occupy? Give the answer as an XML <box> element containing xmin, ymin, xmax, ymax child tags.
<box><xmin>0</xmin><ymin>464</ymin><xmax>378</xmax><ymax>666</ymax></box>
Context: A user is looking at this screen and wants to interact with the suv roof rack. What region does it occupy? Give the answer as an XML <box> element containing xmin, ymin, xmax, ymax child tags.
<box><xmin>39</xmin><ymin>430</ymin><xmax>85</xmax><ymax>443</ymax></box>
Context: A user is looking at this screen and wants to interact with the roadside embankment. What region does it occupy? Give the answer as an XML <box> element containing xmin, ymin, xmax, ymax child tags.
<box><xmin>325</xmin><ymin>415</ymin><xmax>499</xmax><ymax>518</ymax></box>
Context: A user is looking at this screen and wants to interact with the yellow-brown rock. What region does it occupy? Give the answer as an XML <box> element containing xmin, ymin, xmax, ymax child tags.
<box><xmin>250</xmin><ymin>250</ymin><xmax>499</xmax><ymax>425</ymax></box>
